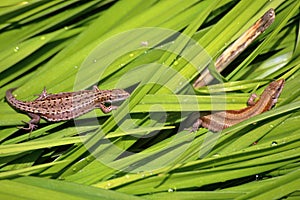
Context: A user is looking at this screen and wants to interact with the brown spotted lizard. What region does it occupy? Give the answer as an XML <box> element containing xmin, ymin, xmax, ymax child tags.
<box><xmin>6</xmin><ymin>86</ymin><xmax>130</xmax><ymax>131</ymax></box>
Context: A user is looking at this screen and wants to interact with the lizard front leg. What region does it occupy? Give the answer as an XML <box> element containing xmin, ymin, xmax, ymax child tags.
<box><xmin>98</xmin><ymin>103</ymin><xmax>118</xmax><ymax>114</ymax></box>
<box><xmin>247</xmin><ymin>93</ymin><xmax>258</xmax><ymax>106</ymax></box>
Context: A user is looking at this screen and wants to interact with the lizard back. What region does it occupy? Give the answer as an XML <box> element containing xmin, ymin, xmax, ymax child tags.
<box><xmin>6</xmin><ymin>87</ymin><xmax>129</xmax><ymax>122</ymax></box>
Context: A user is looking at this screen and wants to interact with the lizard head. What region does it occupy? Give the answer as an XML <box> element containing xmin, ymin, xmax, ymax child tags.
<box><xmin>266</xmin><ymin>79</ymin><xmax>285</xmax><ymax>106</ymax></box>
<box><xmin>109</xmin><ymin>89</ymin><xmax>130</xmax><ymax>102</ymax></box>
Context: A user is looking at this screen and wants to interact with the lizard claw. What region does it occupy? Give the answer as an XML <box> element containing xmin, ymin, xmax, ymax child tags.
<box><xmin>184</xmin><ymin>127</ymin><xmax>195</xmax><ymax>132</ymax></box>
<box><xmin>18</xmin><ymin>121</ymin><xmax>38</xmax><ymax>132</ymax></box>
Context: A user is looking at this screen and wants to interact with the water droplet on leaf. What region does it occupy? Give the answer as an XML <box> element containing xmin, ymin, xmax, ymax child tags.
<box><xmin>14</xmin><ymin>46</ymin><xmax>19</xmax><ymax>52</ymax></box>
<box><xmin>271</xmin><ymin>141</ymin><xmax>278</xmax><ymax>146</ymax></box>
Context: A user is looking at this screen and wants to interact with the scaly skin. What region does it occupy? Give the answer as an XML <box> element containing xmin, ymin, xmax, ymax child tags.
<box><xmin>193</xmin><ymin>79</ymin><xmax>284</xmax><ymax>132</ymax></box>
<box><xmin>6</xmin><ymin>86</ymin><xmax>130</xmax><ymax>131</ymax></box>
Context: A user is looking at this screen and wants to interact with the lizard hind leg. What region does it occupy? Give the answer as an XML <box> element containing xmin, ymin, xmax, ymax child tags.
<box><xmin>93</xmin><ymin>85</ymin><xmax>101</xmax><ymax>92</ymax></box>
<box><xmin>34</xmin><ymin>87</ymin><xmax>49</xmax><ymax>100</ymax></box>
<box><xmin>18</xmin><ymin>121</ymin><xmax>38</xmax><ymax>131</ymax></box>
<box><xmin>18</xmin><ymin>113</ymin><xmax>40</xmax><ymax>132</ymax></box>
<box><xmin>188</xmin><ymin>118</ymin><xmax>203</xmax><ymax>132</ymax></box>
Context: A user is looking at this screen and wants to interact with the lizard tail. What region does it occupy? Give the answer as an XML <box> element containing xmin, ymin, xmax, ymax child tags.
<box><xmin>6</xmin><ymin>88</ymin><xmax>19</xmax><ymax>107</ymax></box>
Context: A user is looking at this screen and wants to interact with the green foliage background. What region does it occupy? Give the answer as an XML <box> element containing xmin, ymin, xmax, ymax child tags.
<box><xmin>0</xmin><ymin>0</ymin><xmax>300</xmax><ymax>199</ymax></box>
